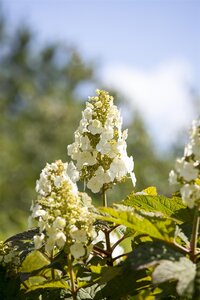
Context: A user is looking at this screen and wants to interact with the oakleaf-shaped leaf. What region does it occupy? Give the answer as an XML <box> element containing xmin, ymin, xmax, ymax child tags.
<box><xmin>97</xmin><ymin>206</ymin><xmax>176</xmax><ymax>243</ymax></box>
<box><xmin>122</xmin><ymin>193</ymin><xmax>193</xmax><ymax>223</ymax></box>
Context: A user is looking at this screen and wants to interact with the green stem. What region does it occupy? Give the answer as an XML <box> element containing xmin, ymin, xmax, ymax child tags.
<box><xmin>51</xmin><ymin>250</ymin><xmax>55</xmax><ymax>280</ymax></box>
<box><xmin>102</xmin><ymin>185</ymin><xmax>107</xmax><ymax>207</ymax></box>
<box><xmin>190</xmin><ymin>208</ymin><xmax>200</xmax><ymax>262</ymax></box>
<box><xmin>101</xmin><ymin>186</ymin><xmax>113</xmax><ymax>265</ymax></box>
<box><xmin>67</xmin><ymin>254</ymin><xmax>77</xmax><ymax>300</ymax></box>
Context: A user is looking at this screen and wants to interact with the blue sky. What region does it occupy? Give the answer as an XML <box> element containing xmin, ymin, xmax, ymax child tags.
<box><xmin>3</xmin><ymin>0</ymin><xmax>199</xmax><ymax>74</ymax></box>
<box><xmin>2</xmin><ymin>0</ymin><xmax>200</xmax><ymax>149</ymax></box>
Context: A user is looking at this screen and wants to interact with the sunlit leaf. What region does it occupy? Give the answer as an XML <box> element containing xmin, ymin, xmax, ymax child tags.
<box><xmin>122</xmin><ymin>193</ymin><xmax>193</xmax><ymax>223</ymax></box>
<box><xmin>97</xmin><ymin>207</ymin><xmax>176</xmax><ymax>243</ymax></box>
<box><xmin>26</xmin><ymin>279</ymin><xmax>70</xmax><ymax>292</ymax></box>
<box><xmin>20</xmin><ymin>250</ymin><xmax>50</xmax><ymax>273</ymax></box>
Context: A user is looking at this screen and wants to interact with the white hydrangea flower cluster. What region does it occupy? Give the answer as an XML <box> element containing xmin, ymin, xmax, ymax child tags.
<box><xmin>67</xmin><ymin>89</ymin><xmax>136</xmax><ymax>193</ymax></box>
<box><xmin>169</xmin><ymin>119</ymin><xmax>200</xmax><ymax>208</ymax></box>
<box><xmin>30</xmin><ymin>160</ymin><xmax>95</xmax><ymax>259</ymax></box>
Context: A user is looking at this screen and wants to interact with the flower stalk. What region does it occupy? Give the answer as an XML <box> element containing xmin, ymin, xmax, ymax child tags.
<box><xmin>50</xmin><ymin>250</ymin><xmax>55</xmax><ymax>280</ymax></box>
<box><xmin>67</xmin><ymin>254</ymin><xmax>77</xmax><ymax>300</ymax></box>
<box><xmin>102</xmin><ymin>184</ymin><xmax>107</xmax><ymax>207</ymax></box>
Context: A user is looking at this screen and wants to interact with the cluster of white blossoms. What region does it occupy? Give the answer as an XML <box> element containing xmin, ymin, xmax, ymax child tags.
<box><xmin>169</xmin><ymin>119</ymin><xmax>200</xmax><ymax>208</ymax></box>
<box><xmin>30</xmin><ymin>160</ymin><xmax>95</xmax><ymax>259</ymax></box>
<box><xmin>67</xmin><ymin>89</ymin><xmax>136</xmax><ymax>193</ymax></box>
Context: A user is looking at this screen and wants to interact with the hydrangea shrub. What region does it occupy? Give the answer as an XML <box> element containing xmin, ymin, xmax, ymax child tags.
<box><xmin>0</xmin><ymin>90</ymin><xmax>200</xmax><ymax>300</ymax></box>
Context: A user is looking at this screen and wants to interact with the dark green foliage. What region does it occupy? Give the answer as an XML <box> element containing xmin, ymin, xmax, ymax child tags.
<box><xmin>155</xmin><ymin>282</ymin><xmax>180</xmax><ymax>300</ymax></box>
<box><xmin>93</xmin><ymin>269</ymin><xmax>149</xmax><ymax>300</ymax></box>
<box><xmin>0</xmin><ymin>265</ymin><xmax>21</xmax><ymax>300</ymax></box>
<box><xmin>124</xmin><ymin>241</ymin><xmax>183</xmax><ymax>270</ymax></box>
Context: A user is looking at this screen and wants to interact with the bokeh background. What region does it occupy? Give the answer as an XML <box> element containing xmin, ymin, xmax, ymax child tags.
<box><xmin>0</xmin><ymin>0</ymin><xmax>199</xmax><ymax>239</ymax></box>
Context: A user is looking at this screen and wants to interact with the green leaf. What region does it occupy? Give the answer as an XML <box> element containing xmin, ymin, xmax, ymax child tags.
<box><xmin>154</xmin><ymin>281</ymin><xmax>179</xmax><ymax>299</ymax></box>
<box><xmin>123</xmin><ymin>241</ymin><xmax>183</xmax><ymax>270</ymax></box>
<box><xmin>93</xmin><ymin>269</ymin><xmax>150</xmax><ymax>300</ymax></box>
<box><xmin>26</xmin><ymin>279</ymin><xmax>70</xmax><ymax>292</ymax></box>
<box><xmin>122</xmin><ymin>193</ymin><xmax>193</xmax><ymax>223</ymax></box>
<box><xmin>0</xmin><ymin>265</ymin><xmax>21</xmax><ymax>300</ymax></box>
<box><xmin>20</xmin><ymin>250</ymin><xmax>50</xmax><ymax>273</ymax></box>
<box><xmin>90</xmin><ymin>264</ymin><xmax>121</xmax><ymax>284</ymax></box>
<box><xmin>97</xmin><ymin>207</ymin><xmax>176</xmax><ymax>243</ymax></box>
<box><xmin>77</xmin><ymin>284</ymin><xmax>104</xmax><ymax>300</ymax></box>
<box><xmin>26</xmin><ymin>288</ymin><xmax>64</xmax><ymax>300</ymax></box>
<box><xmin>5</xmin><ymin>228</ymin><xmax>39</xmax><ymax>244</ymax></box>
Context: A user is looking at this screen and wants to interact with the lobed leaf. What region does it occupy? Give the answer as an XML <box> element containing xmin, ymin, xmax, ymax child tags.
<box><xmin>122</xmin><ymin>193</ymin><xmax>193</xmax><ymax>223</ymax></box>
<box><xmin>97</xmin><ymin>207</ymin><xmax>176</xmax><ymax>243</ymax></box>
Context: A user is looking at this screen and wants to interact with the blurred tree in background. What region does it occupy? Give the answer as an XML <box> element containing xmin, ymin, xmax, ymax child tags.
<box><xmin>0</xmin><ymin>12</ymin><xmax>176</xmax><ymax>239</ymax></box>
<box><xmin>0</xmin><ymin>13</ymin><xmax>95</xmax><ymax>237</ymax></box>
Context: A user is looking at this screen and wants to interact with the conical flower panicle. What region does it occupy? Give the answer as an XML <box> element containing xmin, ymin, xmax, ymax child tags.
<box><xmin>169</xmin><ymin>119</ymin><xmax>200</xmax><ymax>208</ymax></box>
<box><xmin>68</xmin><ymin>89</ymin><xmax>136</xmax><ymax>193</ymax></box>
<box><xmin>30</xmin><ymin>160</ymin><xmax>95</xmax><ymax>259</ymax></box>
